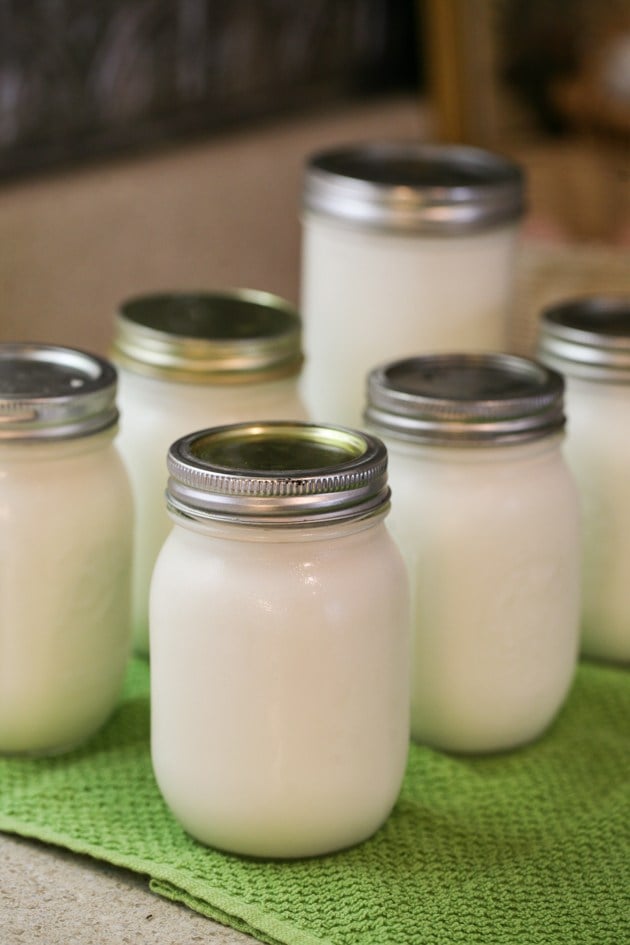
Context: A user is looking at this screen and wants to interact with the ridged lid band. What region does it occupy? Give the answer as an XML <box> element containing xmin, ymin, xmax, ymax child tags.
<box><xmin>0</xmin><ymin>344</ymin><xmax>118</xmax><ymax>441</ymax></box>
<box><xmin>112</xmin><ymin>289</ymin><xmax>303</xmax><ymax>383</ymax></box>
<box><xmin>166</xmin><ymin>421</ymin><xmax>390</xmax><ymax>525</ymax></box>
<box><xmin>537</xmin><ymin>295</ymin><xmax>630</xmax><ymax>383</ymax></box>
<box><xmin>303</xmin><ymin>142</ymin><xmax>526</xmax><ymax>234</ymax></box>
<box><xmin>364</xmin><ymin>353</ymin><xmax>565</xmax><ymax>445</ymax></box>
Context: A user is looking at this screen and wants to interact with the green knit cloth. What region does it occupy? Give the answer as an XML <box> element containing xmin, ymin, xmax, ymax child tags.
<box><xmin>0</xmin><ymin>659</ymin><xmax>628</xmax><ymax>945</ymax></box>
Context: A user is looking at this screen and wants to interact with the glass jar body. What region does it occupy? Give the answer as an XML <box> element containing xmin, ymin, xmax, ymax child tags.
<box><xmin>381</xmin><ymin>435</ymin><xmax>580</xmax><ymax>753</ymax></box>
<box><xmin>0</xmin><ymin>432</ymin><xmax>133</xmax><ymax>754</ymax></box>
<box><xmin>561</xmin><ymin>376</ymin><xmax>630</xmax><ymax>662</ymax></box>
<box><xmin>149</xmin><ymin>513</ymin><xmax>410</xmax><ymax>858</ymax></box>
<box><xmin>115</xmin><ymin>366</ymin><xmax>308</xmax><ymax>655</ymax></box>
<box><xmin>300</xmin><ymin>215</ymin><xmax>520</xmax><ymax>426</ymax></box>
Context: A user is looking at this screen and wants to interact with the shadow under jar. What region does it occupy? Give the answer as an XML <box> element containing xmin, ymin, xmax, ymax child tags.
<box><xmin>537</xmin><ymin>295</ymin><xmax>630</xmax><ymax>664</ymax></box>
<box><xmin>149</xmin><ymin>421</ymin><xmax>410</xmax><ymax>858</ymax></box>
<box><xmin>0</xmin><ymin>344</ymin><xmax>132</xmax><ymax>755</ymax></box>
<box><xmin>364</xmin><ymin>353</ymin><xmax>581</xmax><ymax>754</ymax></box>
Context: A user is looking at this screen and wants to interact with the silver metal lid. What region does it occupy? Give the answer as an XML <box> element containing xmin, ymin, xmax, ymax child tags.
<box><xmin>364</xmin><ymin>353</ymin><xmax>565</xmax><ymax>445</ymax></box>
<box><xmin>0</xmin><ymin>343</ymin><xmax>118</xmax><ymax>441</ymax></box>
<box><xmin>166</xmin><ymin>421</ymin><xmax>390</xmax><ymax>525</ymax></box>
<box><xmin>112</xmin><ymin>289</ymin><xmax>303</xmax><ymax>383</ymax></box>
<box><xmin>303</xmin><ymin>142</ymin><xmax>526</xmax><ymax>234</ymax></box>
<box><xmin>537</xmin><ymin>295</ymin><xmax>630</xmax><ymax>383</ymax></box>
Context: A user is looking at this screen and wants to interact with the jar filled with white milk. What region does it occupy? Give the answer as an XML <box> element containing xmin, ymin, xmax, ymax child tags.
<box><xmin>364</xmin><ymin>353</ymin><xmax>580</xmax><ymax>754</ymax></box>
<box><xmin>0</xmin><ymin>344</ymin><xmax>132</xmax><ymax>755</ymax></box>
<box><xmin>300</xmin><ymin>141</ymin><xmax>526</xmax><ymax>426</ymax></box>
<box><xmin>537</xmin><ymin>296</ymin><xmax>630</xmax><ymax>664</ymax></box>
<box><xmin>111</xmin><ymin>289</ymin><xmax>307</xmax><ymax>656</ymax></box>
<box><xmin>150</xmin><ymin>421</ymin><xmax>410</xmax><ymax>858</ymax></box>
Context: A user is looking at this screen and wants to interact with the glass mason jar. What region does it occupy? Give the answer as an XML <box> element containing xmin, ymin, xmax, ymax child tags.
<box><xmin>300</xmin><ymin>142</ymin><xmax>525</xmax><ymax>426</ymax></box>
<box><xmin>111</xmin><ymin>289</ymin><xmax>308</xmax><ymax>656</ymax></box>
<box><xmin>150</xmin><ymin>421</ymin><xmax>410</xmax><ymax>858</ymax></box>
<box><xmin>537</xmin><ymin>295</ymin><xmax>630</xmax><ymax>664</ymax></box>
<box><xmin>364</xmin><ymin>353</ymin><xmax>581</xmax><ymax>754</ymax></box>
<box><xmin>0</xmin><ymin>344</ymin><xmax>132</xmax><ymax>755</ymax></box>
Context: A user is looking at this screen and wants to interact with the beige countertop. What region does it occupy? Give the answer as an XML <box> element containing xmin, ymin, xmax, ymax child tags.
<box><xmin>1</xmin><ymin>833</ymin><xmax>256</xmax><ymax>944</ymax></box>
<box><xmin>0</xmin><ymin>94</ymin><xmax>426</xmax><ymax>356</ymax></box>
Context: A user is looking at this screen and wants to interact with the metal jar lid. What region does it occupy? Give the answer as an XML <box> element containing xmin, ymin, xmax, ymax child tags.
<box><xmin>537</xmin><ymin>295</ymin><xmax>630</xmax><ymax>383</ymax></box>
<box><xmin>364</xmin><ymin>353</ymin><xmax>565</xmax><ymax>445</ymax></box>
<box><xmin>112</xmin><ymin>289</ymin><xmax>303</xmax><ymax>383</ymax></box>
<box><xmin>0</xmin><ymin>343</ymin><xmax>118</xmax><ymax>441</ymax></box>
<box><xmin>166</xmin><ymin>421</ymin><xmax>390</xmax><ymax>525</ymax></box>
<box><xmin>303</xmin><ymin>142</ymin><xmax>526</xmax><ymax>234</ymax></box>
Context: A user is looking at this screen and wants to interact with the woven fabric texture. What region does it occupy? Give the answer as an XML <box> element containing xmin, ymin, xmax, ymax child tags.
<box><xmin>0</xmin><ymin>658</ymin><xmax>628</xmax><ymax>945</ymax></box>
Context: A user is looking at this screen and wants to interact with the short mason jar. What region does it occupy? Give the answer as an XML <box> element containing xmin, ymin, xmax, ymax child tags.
<box><xmin>150</xmin><ymin>421</ymin><xmax>410</xmax><ymax>858</ymax></box>
<box><xmin>364</xmin><ymin>353</ymin><xmax>581</xmax><ymax>754</ymax></box>
<box><xmin>111</xmin><ymin>289</ymin><xmax>308</xmax><ymax>656</ymax></box>
<box><xmin>0</xmin><ymin>344</ymin><xmax>133</xmax><ymax>755</ymax></box>
<box><xmin>537</xmin><ymin>295</ymin><xmax>630</xmax><ymax>663</ymax></box>
<box><xmin>300</xmin><ymin>141</ymin><xmax>526</xmax><ymax>426</ymax></box>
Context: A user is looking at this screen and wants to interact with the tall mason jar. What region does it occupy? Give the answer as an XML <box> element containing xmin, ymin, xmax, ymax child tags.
<box><xmin>537</xmin><ymin>295</ymin><xmax>630</xmax><ymax>663</ymax></box>
<box><xmin>111</xmin><ymin>289</ymin><xmax>308</xmax><ymax>655</ymax></box>
<box><xmin>364</xmin><ymin>353</ymin><xmax>581</xmax><ymax>754</ymax></box>
<box><xmin>150</xmin><ymin>421</ymin><xmax>410</xmax><ymax>858</ymax></box>
<box><xmin>301</xmin><ymin>142</ymin><xmax>525</xmax><ymax>426</ymax></box>
<box><xmin>0</xmin><ymin>344</ymin><xmax>132</xmax><ymax>755</ymax></box>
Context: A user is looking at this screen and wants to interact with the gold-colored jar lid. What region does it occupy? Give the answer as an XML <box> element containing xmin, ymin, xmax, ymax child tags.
<box><xmin>112</xmin><ymin>289</ymin><xmax>303</xmax><ymax>384</ymax></box>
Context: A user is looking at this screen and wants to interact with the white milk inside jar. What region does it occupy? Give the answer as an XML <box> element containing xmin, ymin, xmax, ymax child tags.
<box><xmin>537</xmin><ymin>296</ymin><xmax>630</xmax><ymax>663</ymax></box>
<box><xmin>364</xmin><ymin>353</ymin><xmax>580</xmax><ymax>754</ymax></box>
<box><xmin>150</xmin><ymin>421</ymin><xmax>410</xmax><ymax>858</ymax></box>
<box><xmin>300</xmin><ymin>142</ymin><xmax>525</xmax><ymax>426</ymax></box>
<box><xmin>111</xmin><ymin>289</ymin><xmax>307</xmax><ymax>656</ymax></box>
<box><xmin>0</xmin><ymin>344</ymin><xmax>132</xmax><ymax>755</ymax></box>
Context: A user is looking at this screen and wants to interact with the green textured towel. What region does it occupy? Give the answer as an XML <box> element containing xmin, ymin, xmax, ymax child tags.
<box><xmin>0</xmin><ymin>659</ymin><xmax>628</xmax><ymax>945</ymax></box>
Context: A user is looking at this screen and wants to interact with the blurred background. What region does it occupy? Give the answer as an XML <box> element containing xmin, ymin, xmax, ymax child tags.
<box><xmin>0</xmin><ymin>0</ymin><xmax>628</xmax><ymax>353</ymax></box>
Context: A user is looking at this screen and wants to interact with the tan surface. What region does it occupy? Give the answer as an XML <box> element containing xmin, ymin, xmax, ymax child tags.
<box><xmin>0</xmin><ymin>833</ymin><xmax>256</xmax><ymax>944</ymax></box>
<box><xmin>0</xmin><ymin>95</ymin><xmax>426</xmax><ymax>357</ymax></box>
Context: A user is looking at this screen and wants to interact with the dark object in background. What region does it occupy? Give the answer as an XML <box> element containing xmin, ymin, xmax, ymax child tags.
<box><xmin>0</xmin><ymin>0</ymin><xmax>420</xmax><ymax>182</ymax></box>
<box><xmin>502</xmin><ymin>0</ymin><xmax>630</xmax><ymax>139</ymax></box>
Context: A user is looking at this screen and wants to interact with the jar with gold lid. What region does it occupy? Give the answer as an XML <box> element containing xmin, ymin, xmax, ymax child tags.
<box><xmin>111</xmin><ymin>289</ymin><xmax>307</xmax><ymax>655</ymax></box>
<box><xmin>149</xmin><ymin>421</ymin><xmax>409</xmax><ymax>858</ymax></box>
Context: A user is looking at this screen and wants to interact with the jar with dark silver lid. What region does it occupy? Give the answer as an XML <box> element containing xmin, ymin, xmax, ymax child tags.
<box><xmin>149</xmin><ymin>421</ymin><xmax>409</xmax><ymax>858</ymax></box>
<box><xmin>364</xmin><ymin>353</ymin><xmax>580</xmax><ymax>754</ymax></box>
<box><xmin>0</xmin><ymin>343</ymin><xmax>132</xmax><ymax>755</ymax></box>
<box><xmin>300</xmin><ymin>141</ymin><xmax>526</xmax><ymax>425</ymax></box>
<box><xmin>537</xmin><ymin>295</ymin><xmax>630</xmax><ymax>663</ymax></box>
<box><xmin>111</xmin><ymin>289</ymin><xmax>308</xmax><ymax>655</ymax></box>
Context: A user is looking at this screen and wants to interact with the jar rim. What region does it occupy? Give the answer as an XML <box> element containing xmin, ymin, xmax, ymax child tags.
<box><xmin>0</xmin><ymin>343</ymin><xmax>118</xmax><ymax>441</ymax></box>
<box><xmin>364</xmin><ymin>353</ymin><xmax>565</xmax><ymax>445</ymax></box>
<box><xmin>166</xmin><ymin>421</ymin><xmax>390</xmax><ymax>525</ymax></box>
<box><xmin>303</xmin><ymin>141</ymin><xmax>526</xmax><ymax>234</ymax></box>
<box><xmin>537</xmin><ymin>295</ymin><xmax>630</xmax><ymax>383</ymax></box>
<box><xmin>112</xmin><ymin>289</ymin><xmax>303</xmax><ymax>383</ymax></box>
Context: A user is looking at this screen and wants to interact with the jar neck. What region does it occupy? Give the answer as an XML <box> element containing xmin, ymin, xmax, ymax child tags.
<box><xmin>167</xmin><ymin>504</ymin><xmax>390</xmax><ymax>543</ymax></box>
<box><xmin>0</xmin><ymin>425</ymin><xmax>118</xmax><ymax>459</ymax></box>
<box><xmin>381</xmin><ymin>431</ymin><xmax>565</xmax><ymax>466</ymax></box>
